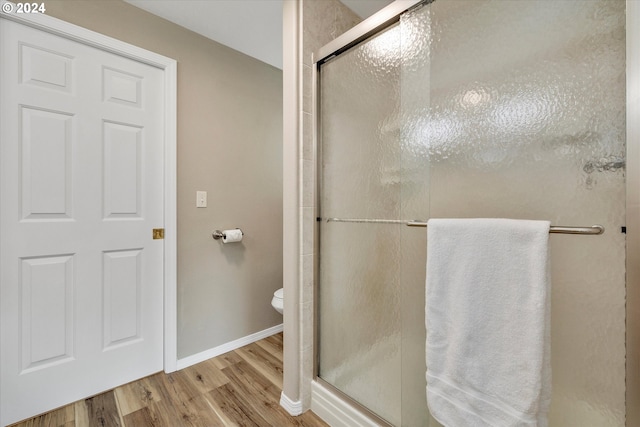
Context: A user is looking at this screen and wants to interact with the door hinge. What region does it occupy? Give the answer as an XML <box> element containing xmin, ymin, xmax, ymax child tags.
<box><xmin>153</xmin><ymin>228</ymin><xmax>165</xmax><ymax>239</ymax></box>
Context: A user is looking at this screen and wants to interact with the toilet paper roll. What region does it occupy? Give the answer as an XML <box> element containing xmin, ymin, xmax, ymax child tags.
<box><xmin>222</xmin><ymin>228</ymin><xmax>243</xmax><ymax>243</ymax></box>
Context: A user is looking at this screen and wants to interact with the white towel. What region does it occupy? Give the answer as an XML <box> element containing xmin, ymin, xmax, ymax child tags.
<box><xmin>426</xmin><ymin>218</ymin><xmax>551</xmax><ymax>427</ymax></box>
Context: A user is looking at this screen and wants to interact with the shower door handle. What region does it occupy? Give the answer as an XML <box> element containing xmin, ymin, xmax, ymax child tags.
<box><xmin>406</xmin><ymin>221</ymin><xmax>428</xmax><ymax>227</ymax></box>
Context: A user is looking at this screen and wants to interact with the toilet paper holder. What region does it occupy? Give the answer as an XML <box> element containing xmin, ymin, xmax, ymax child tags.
<box><xmin>212</xmin><ymin>228</ymin><xmax>244</xmax><ymax>240</ymax></box>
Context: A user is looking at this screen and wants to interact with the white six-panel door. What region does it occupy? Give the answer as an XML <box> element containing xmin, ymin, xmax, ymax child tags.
<box><xmin>1</xmin><ymin>18</ymin><xmax>165</xmax><ymax>425</ymax></box>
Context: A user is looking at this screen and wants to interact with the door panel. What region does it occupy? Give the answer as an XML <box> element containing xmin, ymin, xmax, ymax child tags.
<box><xmin>1</xmin><ymin>19</ymin><xmax>165</xmax><ymax>425</ymax></box>
<box><xmin>20</xmin><ymin>107</ymin><xmax>73</xmax><ymax>219</ymax></box>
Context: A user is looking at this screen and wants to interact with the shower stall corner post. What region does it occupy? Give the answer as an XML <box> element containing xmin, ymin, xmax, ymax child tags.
<box><xmin>281</xmin><ymin>0</ymin><xmax>302</xmax><ymax>414</ymax></box>
<box><xmin>626</xmin><ymin>1</ymin><xmax>640</xmax><ymax>425</ymax></box>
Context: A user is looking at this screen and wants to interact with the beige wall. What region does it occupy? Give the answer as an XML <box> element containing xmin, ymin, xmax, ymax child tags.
<box><xmin>45</xmin><ymin>0</ymin><xmax>284</xmax><ymax>359</ymax></box>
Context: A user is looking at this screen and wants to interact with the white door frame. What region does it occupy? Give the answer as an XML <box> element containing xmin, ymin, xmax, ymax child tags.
<box><xmin>0</xmin><ymin>3</ymin><xmax>178</xmax><ymax>377</ymax></box>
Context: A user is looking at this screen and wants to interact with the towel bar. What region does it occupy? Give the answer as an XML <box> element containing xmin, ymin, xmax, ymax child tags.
<box><xmin>321</xmin><ymin>218</ymin><xmax>605</xmax><ymax>235</ymax></box>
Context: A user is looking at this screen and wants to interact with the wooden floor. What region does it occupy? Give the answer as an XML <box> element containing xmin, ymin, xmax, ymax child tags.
<box><xmin>12</xmin><ymin>333</ymin><xmax>328</xmax><ymax>427</ymax></box>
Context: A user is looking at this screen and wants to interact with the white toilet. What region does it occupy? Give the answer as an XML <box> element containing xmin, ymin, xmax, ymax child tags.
<box><xmin>271</xmin><ymin>288</ymin><xmax>283</xmax><ymax>314</ymax></box>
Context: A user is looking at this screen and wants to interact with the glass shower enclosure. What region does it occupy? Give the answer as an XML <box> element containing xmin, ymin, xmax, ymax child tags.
<box><xmin>315</xmin><ymin>1</ymin><xmax>626</xmax><ymax>426</ymax></box>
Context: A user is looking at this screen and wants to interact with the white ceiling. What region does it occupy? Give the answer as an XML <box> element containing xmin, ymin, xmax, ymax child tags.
<box><xmin>124</xmin><ymin>0</ymin><xmax>394</xmax><ymax>69</ymax></box>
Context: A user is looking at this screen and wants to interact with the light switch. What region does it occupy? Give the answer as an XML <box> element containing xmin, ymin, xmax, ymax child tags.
<box><xmin>196</xmin><ymin>191</ymin><xmax>207</xmax><ymax>208</ymax></box>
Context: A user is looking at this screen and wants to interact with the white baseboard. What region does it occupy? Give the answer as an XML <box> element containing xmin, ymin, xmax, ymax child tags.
<box><xmin>176</xmin><ymin>323</ymin><xmax>283</xmax><ymax>370</ymax></box>
<box><xmin>280</xmin><ymin>392</ymin><xmax>303</xmax><ymax>416</ymax></box>
<box><xmin>311</xmin><ymin>381</ymin><xmax>382</xmax><ymax>427</ymax></box>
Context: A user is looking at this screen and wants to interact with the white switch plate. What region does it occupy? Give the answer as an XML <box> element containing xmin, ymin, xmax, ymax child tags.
<box><xmin>196</xmin><ymin>191</ymin><xmax>207</xmax><ymax>208</ymax></box>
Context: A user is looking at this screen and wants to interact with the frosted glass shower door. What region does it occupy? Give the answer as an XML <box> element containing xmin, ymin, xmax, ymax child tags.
<box><xmin>317</xmin><ymin>0</ymin><xmax>626</xmax><ymax>426</ymax></box>
<box><xmin>317</xmin><ymin>23</ymin><xmax>406</xmax><ymax>426</ymax></box>
<box><xmin>402</xmin><ymin>1</ymin><xmax>626</xmax><ymax>425</ymax></box>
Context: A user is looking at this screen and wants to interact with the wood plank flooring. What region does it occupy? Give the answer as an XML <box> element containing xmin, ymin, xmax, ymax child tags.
<box><xmin>11</xmin><ymin>333</ymin><xmax>328</xmax><ymax>427</ymax></box>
